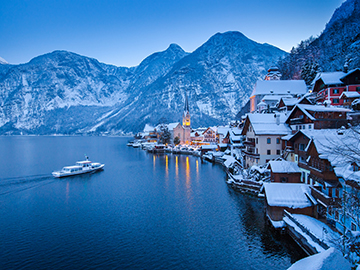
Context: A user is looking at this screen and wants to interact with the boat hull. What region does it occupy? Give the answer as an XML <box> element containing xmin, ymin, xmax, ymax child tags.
<box><xmin>52</xmin><ymin>164</ymin><xmax>104</xmax><ymax>178</ymax></box>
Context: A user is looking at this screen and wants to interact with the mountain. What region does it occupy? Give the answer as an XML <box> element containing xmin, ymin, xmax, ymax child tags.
<box><xmin>0</xmin><ymin>32</ymin><xmax>286</xmax><ymax>135</ymax></box>
<box><xmin>80</xmin><ymin>32</ymin><xmax>286</xmax><ymax>133</ymax></box>
<box><xmin>278</xmin><ymin>0</ymin><xmax>360</xmax><ymax>81</ymax></box>
<box><xmin>0</xmin><ymin>56</ymin><xmax>8</xmax><ymax>65</ymax></box>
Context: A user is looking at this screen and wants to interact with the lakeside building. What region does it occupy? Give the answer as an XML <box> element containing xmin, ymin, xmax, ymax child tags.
<box><xmin>241</xmin><ymin>113</ymin><xmax>291</xmax><ymax>168</ymax></box>
<box><xmin>311</xmin><ymin>68</ymin><xmax>360</xmax><ymax>106</ymax></box>
<box><xmin>250</xmin><ymin>80</ymin><xmax>308</xmax><ymax>113</ymax></box>
<box><xmin>285</xmin><ymin>104</ymin><xmax>350</xmax><ymax>133</ymax></box>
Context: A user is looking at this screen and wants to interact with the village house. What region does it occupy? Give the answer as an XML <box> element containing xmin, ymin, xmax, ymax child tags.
<box><xmin>277</xmin><ymin>96</ymin><xmax>312</xmax><ymax>113</ymax></box>
<box><xmin>202</xmin><ymin>127</ymin><xmax>217</xmax><ymax>143</ymax></box>
<box><xmin>285</xmin><ymin>104</ymin><xmax>350</xmax><ymax>133</ymax></box>
<box><xmin>311</xmin><ymin>68</ymin><xmax>360</xmax><ymax>106</ymax></box>
<box><xmin>267</xmin><ymin>160</ymin><xmax>301</xmax><ymax>183</ymax></box>
<box><xmin>250</xmin><ymin>80</ymin><xmax>308</xmax><ymax>113</ymax></box>
<box><xmin>241</xmin><ymin>113</ymin><xmax>291</xmax><ymax>168</ymax></box>
<box><xmin>263</xmin><ymin>183</ymin><xmax>318</xmax><ymax>228</ymax></box>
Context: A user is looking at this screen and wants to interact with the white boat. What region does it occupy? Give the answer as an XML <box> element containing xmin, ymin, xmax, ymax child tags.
<box><xmin>52</xmin><ymin>157</ymin><xmax>104</xmax><ymax>178</ymax></box>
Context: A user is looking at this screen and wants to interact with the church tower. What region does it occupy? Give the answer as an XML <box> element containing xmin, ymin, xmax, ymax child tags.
<box><xmin>182</xmin><ymin>93</ymin><xmax>191</xmax><ymax>128</ymax></box>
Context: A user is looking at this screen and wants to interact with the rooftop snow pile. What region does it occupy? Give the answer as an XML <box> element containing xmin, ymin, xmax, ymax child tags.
<box><xmin>268</xmin><ymin>160</ymin><xmax>301</xmax><ymax>173</ymax></box>
<box><xmin>246</xmin><ymin>113</ymin><xmax>291</xmax><ymax>135</ymax></box>
<box><xmin>264</xmin><ymin>183</ymin><xmax>316</xmax><ymax>208</ymax></box>
<box><xmin>252</xmin><ymin>80</ymin><xmax>307</xmax><ymax>96</ymax></box>
<box><xmin>287</xmin><ymin>247</ymin><xmax>351</xmax><ymax>270</ymax></box>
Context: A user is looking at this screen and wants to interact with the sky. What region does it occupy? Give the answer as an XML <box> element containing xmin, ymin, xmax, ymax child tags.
<box><xmin>0</xmin><ymin>0</ymin><xmax>345</xmax><ymax>67</ymax></box>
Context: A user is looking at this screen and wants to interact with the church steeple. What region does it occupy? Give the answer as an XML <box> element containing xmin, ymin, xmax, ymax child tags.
<box><xmin>182</xmin><ymin>93</ymin><xmax>191</xmax><ymax>128</ymax></box>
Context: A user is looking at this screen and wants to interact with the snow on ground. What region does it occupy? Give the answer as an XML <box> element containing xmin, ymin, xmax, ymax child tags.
<box><xmin>291</xmin><ymin>214</ymin><xmax>340</xmax><ymax>247</ymax></box>
<box><xmin>287</xmin><ymin>247</ymin><xmax>351</xmax><ymax>270</ymax></box>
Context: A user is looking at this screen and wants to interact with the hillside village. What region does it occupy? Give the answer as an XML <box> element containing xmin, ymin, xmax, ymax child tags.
<box><xmin>130</xmin><ymin>66</ymin><xmax>360</xmax><ymax>268</ymax></box>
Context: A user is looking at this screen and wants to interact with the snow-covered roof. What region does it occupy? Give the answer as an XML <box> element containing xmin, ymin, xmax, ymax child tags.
<box><xmin>252</xmin><ymin>80</ymin><xmax>307</xmax><ymax>96</ymax></box>
<box><xmin>287</xmin><ymin>247</ymin><xmax>351</xmax><ymax>270</ymax></box>
<box><xmin>263</xmin><ymin>183</ymin><xmax>316</xmax><ymax>208</ymax></box>
<box><xmin>280</xmin><ymin>97</ymin><xmax>300</xmax><ymax>106</ymax></box>
<box><xmin>167</xmin><ymin>122</ymin><xmax>180</xmax><ymax>130</ymax></box>
<box><xmin>262</xmin><ymin>94</ymin><xmax>292</xmax><ymax>101</ymax></box>
<box><xmin>223</xmin><ymin>155</ymin><xmax>237</xmax><ymax>168</ymax></box>
<box><xmin>312</xmin><ymin>71</ymin><xmax>345</xmax><ymax>86</ymax></box>
<box><xmin>247</xmin><ymin>113</ymin><xmax>291</xmax><ymax>135</ymax></box>
<box><xmin>286</xmin><ymin>104</ymin><xmax>350</xmax><ymax>122</ymax></box>
<box><xmin>201</xmin><ymin>145</ymin><xmax>218</xmax><ymax>150</ymax></box>
<box><xmin>268</xmin><ymin>160</ymin><xmax>301</xmax><ymax>173</ymax></box>
<box><xmin>216</xmin><ymin>126</ymin><xmax>231</xmax><ymax>136</ymax></box>
<box><xmin>339</xmin><ymin>91</ymin><xmax>360</xmax><ymax>99</ymax></box>
<box><xmin>340</xmin><ymin>68</ymin><xmax>360</xmax><ymax>80</ymax></box>
<box><xmin>143</xmin><ymin>124</ymin><xmax>155</xmax><ymax>132</ymax></box>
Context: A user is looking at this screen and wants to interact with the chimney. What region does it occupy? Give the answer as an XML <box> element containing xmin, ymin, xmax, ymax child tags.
<box><xmin>274</xmin><ymin>113</ymin><xmax>280</xmax><ymax>125</ymax></box>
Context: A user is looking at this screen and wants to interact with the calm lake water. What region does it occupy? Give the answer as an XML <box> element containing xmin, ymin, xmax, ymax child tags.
<box><xmin>0</xmin><ymin>136</ymin><xmax>305</xmax><ymax>269</ymax></box>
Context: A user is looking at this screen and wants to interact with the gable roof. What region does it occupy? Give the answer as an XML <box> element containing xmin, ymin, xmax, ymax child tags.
<box><xmin>339</xmin><ymin>91</ymin><xmax>360</xmax><ymax>99</ymax></box>
<box><xmin>243</xmin><ymin>113</ymin><xmax>291</xmax><ymax>136</ymax></box>
<box><xmin>268</xmin><ymin>160</ymin><xmax>301</xmax><ymax>173</ymax></box>
<box><xmin>252</xmin><ymin>80</ymin><xmax>307</xmax><ymax>96</ymax></box>
<box><xmin>312</xmin><ymin>71</ymin><xmax>345</xmax><ymax>86</ymax></box>
<box><xmin>263</xmin><ymin>183</ymin><xmax>316</xmax><ymax>208</ymax></box>
<box><xmin>286</xmin><ymin>104</ymin><xmax>350</xmax><ymax>124</ymax></box>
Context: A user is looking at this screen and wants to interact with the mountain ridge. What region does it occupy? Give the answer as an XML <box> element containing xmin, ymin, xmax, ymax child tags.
<box><xmin>0</xmin><ymin>31</ymin><xmax>287</xmax><ymax>135</ymax></box>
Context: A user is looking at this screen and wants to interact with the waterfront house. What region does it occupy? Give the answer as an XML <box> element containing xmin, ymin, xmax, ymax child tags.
<box><xmin>267</xmin><ymin>160</ymin><xmax>301</xmax><ymax>183</ymax></box>
<box><xmin>311</xmin><ymin>68</ymin><xmax>360</xmax><ymax>106</ymax></box>
<box><xmin>285</xmin><ymin>104</ymin><xmax>350</xmax><ymax>133</ymax></box>
<box><xmin>202</xmin><ymin>127</ymin><xmax>217</xmax><ymax>143</ymax></box>
<box><xmin>241</xmin><ymin>113</ymin><xmax>291</xmax><ymax>168</ymax></box>
<box><xmin>263</xmin><ymin>183</ymin><xmax>317</xmax><ymax>228</ymax></box>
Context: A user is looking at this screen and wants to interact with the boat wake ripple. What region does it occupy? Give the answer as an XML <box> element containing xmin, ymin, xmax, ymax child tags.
<box><xmin>0</xmin><ymin>174</ymin><xmax>55</xmax><ymax>196</ymax></box>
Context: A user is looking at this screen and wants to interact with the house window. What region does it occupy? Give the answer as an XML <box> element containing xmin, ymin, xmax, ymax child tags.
<box><xmin>280</xmin><ymin>177</ymin><xmax>288</xmax><ymax>183</ymax></box>
<box><xmin>309</xmin><ymin>125</ymin><xmax>312</xmax><ymax>129</ymax></box>
<box><xmin>276</xmin><ymin>138</ymin><xmax>280</xmax><ymax>144</ymax></box>
<box><xmin>357</xmin><ymin>87</ymin><xmax>360</xmax><ymax>92</ymax></box>
<box><xmin>335</xmin><ymin>188</ymin><xmax>339</xmax><ymax>198</ymax></box>
<box><xmin>267</xmin><ymin>150</ymin><xmax>271</xmax><ymax>155</ymax></box>
<box><xmin>267</xmin><ymin>138</ymin><xmax>271</xmax><ymax>144</ymax></box>
<box><xmin>299</xmin><ymin>144</ymin><xmax>305</xmax><ymax>151</ymax></box>
<box><xmin>333</xmin><ymin>98</ymin><xmax>339</xmax><ymax>104</ymax></box>
<box><xmin>351</xmin><ymin>222</ymin><xmax>357</xmax><ymax>231</ymax></box>
<box><xmin>333</xmin><ymin>89</ymin><xmax>339</xmax><ymax>94</ymax></box>
<box><xmin>256</xmin><ymin>148</ymin><xmax>258</xmax><ymax>154</ymax></box>
<box><xmin>256</xmin><ymin>138</ymin><xmax>258</xmax><ymax>144</ymax></box>
<box><xmin>276</xmin><ymin>149</ymin><xmax>280</xmax><ymax>155</ymax></box>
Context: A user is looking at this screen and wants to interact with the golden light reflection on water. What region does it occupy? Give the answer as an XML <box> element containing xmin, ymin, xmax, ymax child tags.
<box><xmin>196</xmin><ymin>159</ymin><xmax>199</xmax><ymax>183</ymax></box>
<box><xmin>185</xmin><ymin>156</ymin><xmax>190</xmax><ymax>189</ymax></box>
<box><xmin>175</xmin><ymin>156</ymin><xmax>179</xmax><ymax>178</ymax></box>
<box><xmin>165</xmin><ymin>155</ymin><xmax>169</xmax><ymax>183</ymax></box>
<box><xmin>153</xmin><ymin>155</ymin><xmax>156</xmax><ymax>170</ymax></box>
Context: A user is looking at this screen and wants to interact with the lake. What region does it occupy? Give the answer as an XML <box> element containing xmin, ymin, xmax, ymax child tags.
<box><xmin>0</xmin><ymin>136</ymin><xmax>304</xmax><ymax>269</ymax></box>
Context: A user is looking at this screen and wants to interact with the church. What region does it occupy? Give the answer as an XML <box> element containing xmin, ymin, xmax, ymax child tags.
<box><xmin>172</xmin><ymin>94</ymin><xmax>191</xmax><ymax>144</ymax></box>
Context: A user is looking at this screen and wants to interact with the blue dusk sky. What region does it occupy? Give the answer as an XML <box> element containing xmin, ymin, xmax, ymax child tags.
<box><xmin>0</xmin><ymin>0</ymin><xmax>345</xmax><ymax>67</ymax></box>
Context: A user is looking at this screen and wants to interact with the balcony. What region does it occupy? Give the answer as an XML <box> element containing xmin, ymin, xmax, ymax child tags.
<box><xmin>243</xmin><ymin>140</ymin><xmax>255</xmax><ymax>147</ymax></box>
<box><xmin>310</xmin><ymin>186</ymin><xmax>341</xmax><ymax>207</ymax></box>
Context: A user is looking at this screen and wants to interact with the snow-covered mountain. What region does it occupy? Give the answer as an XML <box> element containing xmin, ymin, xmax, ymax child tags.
<box><xmin>0</xmin><ymin>56</ymin><xmax>8</xmax><ymax>65</ymax></box>
<box><xmin>0</xmin><ymin>32</ymin><xmax>286</xmax><ymax>135</ymax></box>
<box><xmin>278</xmin><ymin>0</ymin><xmax>360</xmax><ymax>80</ymax></box>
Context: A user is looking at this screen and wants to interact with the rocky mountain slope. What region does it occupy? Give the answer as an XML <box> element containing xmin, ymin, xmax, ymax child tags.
<box><xmin>0</xmin><ymin>31</ymin><xmax>285</xmax><ymax>135</ymax></box>
<box><xmin>278</xmin><ymin>0</ymin><xmax>360</xmax><ymax>80</ymax></box>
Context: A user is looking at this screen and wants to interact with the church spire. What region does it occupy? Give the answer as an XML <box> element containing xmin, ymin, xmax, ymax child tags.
<box><xmin>182</xmin><ymin>92</ymin><xmax>191</xmax><ymax>128</ymax></box>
